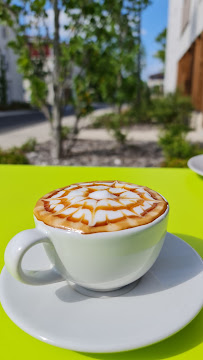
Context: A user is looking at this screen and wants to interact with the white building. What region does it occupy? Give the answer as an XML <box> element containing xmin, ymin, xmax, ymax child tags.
<box><xmin>0</xmin><ymin>25</ymin><xmax>24</xmax><ymax>104</ymax></box>
<box><xmin>147</xmin><ymin>73</ymin><xmax>164</xmax><ymax>93</ymax></box>
<box><xmin>164</xmin><ymin>0</ymin><xmax>203</xmax><ymax>112</ymax></box>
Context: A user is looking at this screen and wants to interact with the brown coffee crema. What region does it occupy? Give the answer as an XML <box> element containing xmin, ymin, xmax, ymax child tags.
<box><xmin>34</xmin><ymin>181</ymin><xmax>168</xmax><ymax>234</ymax></box>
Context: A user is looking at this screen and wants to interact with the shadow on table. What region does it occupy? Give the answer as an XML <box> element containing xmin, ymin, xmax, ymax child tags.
<box><xmin>78</xmin><ymin>234</ymin><xmax>203</xmax><ymax>360</ymax></box>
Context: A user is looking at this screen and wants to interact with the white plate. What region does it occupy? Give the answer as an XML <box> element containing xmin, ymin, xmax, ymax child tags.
<box><xmin>0</xmin><ymin>233</ymin><xmax>203</xmax><ymax>353</ymax></box>
<box><xmin>188</xmin><ymin>154</ymin><xmax>203</xmax><ymax>176</ymax></box>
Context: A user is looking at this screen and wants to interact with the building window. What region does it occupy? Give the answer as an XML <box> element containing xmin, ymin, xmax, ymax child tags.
<box><xmin>182</xmin><ymin>0</ymin><xmax>191</xmax><ymax>33</ymax></box>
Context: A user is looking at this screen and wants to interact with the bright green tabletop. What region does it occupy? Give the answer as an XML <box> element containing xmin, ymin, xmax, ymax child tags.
<box><xmin>0</xmin><ymin>165</ymin><xmax>203</xmax><ymax>360</ymax></box>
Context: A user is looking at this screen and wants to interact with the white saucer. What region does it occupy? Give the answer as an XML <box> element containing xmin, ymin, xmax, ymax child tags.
<box><xmin>0</xmin><ymin>233</ymin><xmax>203</xmax><ymax>353</ymax></box>
<box><xmin>188</xmin><ymin>154</ymin><xmax>203</xmax><ymax>176</ymax></box>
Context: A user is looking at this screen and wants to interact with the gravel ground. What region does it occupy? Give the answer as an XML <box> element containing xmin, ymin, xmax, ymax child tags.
<box><xmin>26</xmin><ymin>139</ymin><xmax>164</xmax><ymax>167</ymax></box>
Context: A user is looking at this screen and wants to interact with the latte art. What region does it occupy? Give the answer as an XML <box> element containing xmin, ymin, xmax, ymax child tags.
<box><xmin>34</xmin><ymin>181</ymin><xmax>168</xmax><ymax>233</ymax></box>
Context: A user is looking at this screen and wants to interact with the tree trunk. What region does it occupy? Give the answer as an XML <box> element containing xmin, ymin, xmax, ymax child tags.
<box><xmin>65</xmin><ymin>113</ymin><xmax>80</xmax><ymax>154</ymax></box>
<box><xmin>117</xmin><ymin>104</ymin><xmax>122</xmax><ymax>114</ymax></box>
<box><xmin>51</xmin><ymin>0</ymin><xmax>62</xmax><ymax>160</ymax></box>
<box><xmin>116</xmin><ymin>71</ymin><xmax>122</xmax><ymax>114</ymax></box>
<box><xmin>136</xmin><ymin>1</ymin><xmax>142</xmax><ymax>106</ymax></box>
<box><xmin>65</xmin><ymin>76</ymin><xmax>81</xmax><ymax>154</ymax></box>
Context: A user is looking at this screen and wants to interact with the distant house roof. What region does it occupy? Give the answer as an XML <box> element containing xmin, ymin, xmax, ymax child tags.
<box><xmin>149</xmin><ymin>73</ymin><xmax>164</xmax><ymax>80</ymax></box>
<box><xmin>28</xmin><ymin>41</ymin><xmax>51</xmax><ymax>58</ymax></box>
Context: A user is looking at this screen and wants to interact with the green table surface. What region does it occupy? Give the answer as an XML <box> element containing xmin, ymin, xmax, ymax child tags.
<box><xmin>0</xmin><ymin>165</ymin><xmax>203</xmax><ymax>360</ymax></box>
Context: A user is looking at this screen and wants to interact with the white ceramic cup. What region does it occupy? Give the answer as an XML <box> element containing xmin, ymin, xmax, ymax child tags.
<box><xmin>4</xmin><ymin>206</ymin><xmax>169</xmax><ymax>291</ymax></box>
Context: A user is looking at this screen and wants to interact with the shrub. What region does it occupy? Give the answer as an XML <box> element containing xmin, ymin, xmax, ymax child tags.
<box><xmin>20</xmin><ymin>138</ymin><xmax>37</xmax><ymax>152</ymax></box>
<box><xmin>0</xmin><ymin>138</ymin><xmax>37</xmax><ymax>164</ymax></box>
<box><xmin>106</xmin><ymin>115</ymin><xmax>127</xmax><ymax>145</ymax></box>
<box><xmin>93</xmin><ymin>113</ymin><xmax>123</xmax><ymax>128</ymax></box>
<box><xmin>61</xmin><ymin>126</ymin><xmax>70</xmax><ymax>140</ymax></box>
<box><xmin>150</xmin><ymin>92</ymin><xmax>193</xmax><ymax>127</ymax></box>
<box><xmin>162</xmin><ymin>158</ymin><xmax>189</xmax><ymax>168</ymax></box>
<box><xmin>93</xmin><ymin>113</ymin><xmax>128</xmax><ymax>144</ymax></box>
<box><xmin>159</xmin><ymin>127</ymin><xmax>195</xmax><ymax>160</ymax></box>
<box><xmin>0</xmin><ymin>147</ymin><xmax>29</xmax><ymax>164</ymax></box>
<box><xmin>151</xmin><ymin>92</ymin><xmax>195</xmax><ymax>167</ymax></box>
<box><xmin>129</xmin><ymin>107</ymin><xmax>152</xmax><ymax>124</ymax></box>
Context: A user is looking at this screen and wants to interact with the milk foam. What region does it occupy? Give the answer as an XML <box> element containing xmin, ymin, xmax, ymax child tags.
<box><xmin>45</xmin><ymin>181</ymin><xmax>160</xmax><ymax>226</ymax></box>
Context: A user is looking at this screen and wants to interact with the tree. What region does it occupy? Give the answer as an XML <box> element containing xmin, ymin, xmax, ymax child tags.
<box><xmin>52</xmin><ymin>0</ymin><xmax>62</xmax><ymax>159</ymax></box>
<box><xmin>84</xmin><ymin>0</ymin><xmax>151</xmax><ymax>112</ymax></box>
<box><xmin>0</xmin><ymin>0</ymin><xmax>68</xmax><ymax>159</ymax></box>
<box><xmin>0</xmin><ymin>1</ymin><xmax>107</xmax><ymax>157</ymax></box>
<box><xmin>69</xmin><ymin>0</ymin><xmax>151</xmax><ymax>145</ymax></box>
<box><xmin>134</xmin><ymin>0</ymin><xmax>151</xmax><ymax>105</ymax></box>
<box><xmin>154</xmin><ymin>27</ymin><xmax>167</xmax><ymax>66</ymax></box>
<box><xmin>0</xmin><ymin>0</ymin><xmax>151</xmax><ymax>158</ymax></box>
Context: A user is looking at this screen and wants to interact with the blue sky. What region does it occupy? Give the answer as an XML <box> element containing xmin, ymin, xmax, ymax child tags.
<box><xmin>142</xmin><ymin>0</ymin><xmax>168</xmax><ymax>80</ymax></box>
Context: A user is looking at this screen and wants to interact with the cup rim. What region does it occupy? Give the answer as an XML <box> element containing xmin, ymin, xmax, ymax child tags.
<box><xmin>34</xmin><ymin>203</ymin><xmax>169</xmax><ymax>238</ymax></box>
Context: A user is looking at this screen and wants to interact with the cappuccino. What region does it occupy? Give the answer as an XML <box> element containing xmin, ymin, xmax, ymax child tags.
<box><xmin>34</xmin><ymin>181</ymin><xmax>168</xmax><ymax>234</ymax></box>
<box><xmin>5</xmin><ymin>181</ymin><xmax>169</xmax><ymax>289</ymax></box>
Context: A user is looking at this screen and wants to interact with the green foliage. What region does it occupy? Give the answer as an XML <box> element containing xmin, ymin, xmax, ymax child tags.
<box><xmin>72</xmin><ymin>76</ymin><xmax>93</xmax><ymax>119</ymax></box>
<box><xmin>130</xmin><ymin>82</ymin><xmax>152</xmax><ymax>123</ymax></box>
<box><xmin>150</xmin><ymin>92</ymin><xmax>193</xmax><ymax>127</ymax></box>
<box><xmin>9</xmin><ymin>38</ymin><xmax>49</xmax><ymax>108</ymax></box>
<box><xmin>68</xmin><ymin>0</ymin><xmax>151</xmax><ymax>110</ymax></box>
<box><xmin>161</xmin><ymin>158</ymin><xmax>189</xmax><ymax>168</ymax></box>
<box><xmin>0</xmin><ymin>0</ymin><xmax>152</xmax><ymax>158</ymax></box>
<box><xmin>0</xmin><ymin>138</ymin><xmax>38</xmax><ymax>164</ymax></box>
<box><xmin>93</xmin><ymin>80</ymin><xmax>152</xmax><ymax>143</ymax></box>
<box><xmin>0</xmin><ymin>148</ymin><xmax>29</xmax><ymax>164</ymax></box>
<box><xmin>30</xmin><ymin>77</ymin><xmax>48</xmax><ymax>108</ymax></box>
<box><xmin>162</xmin><ymin>143</ymin><xmax>203</xmax><ymax>167</ymax></box>
<box><xmin>159</xmin><ymin>129</ymin><xmax>195</xmax><ymax>159</ymax></box>
<box><xmin>111</xmin><ymin>127</ymin><xmax>127</xmax><ymax>145</ymax></box>
<box><xmin>154</xmin><ymin>27</ymin><xmax>167</xmax><ymax>65</ymax></box>
<box><xmin>150</xmin><ymin>92</ymin><xmax>195</xmax><ymax>167</ymax></box>
<box><xmin>94</xmin><ymin>81</ymin><xmax>152</xmax><ymax>132</ymax></box>
<box><xmin>150</xmin><ymin>85</ymin><xmax>163</xmax><ymax>97</ymax></box>
<box><xmin>0</xmin><ymin>0</ymin><xmax>152</xmax><ymax>113</ymax></box>
<box><xmin>20</xmin><ymin>138</ymin><xmax>37</xmax><ymax>152</ymax></box>
<box><xmin>93</xmin><ymin>113</ymin><xmax>129</xmax><ymax>144</ymax></box>
<box><xmin>107</xmin><ymin>115</ymin><xmax>127</xmax><ymax>145</ymax></box>
<box><xmin>93</xmin><ymin>112</ymin><xmax>126</xmax><ymax>128</ymax></box>
<box><xmin>61</xmin><ymin>126</ymin><xmax>70</xmax><ymax>140</ymax></box>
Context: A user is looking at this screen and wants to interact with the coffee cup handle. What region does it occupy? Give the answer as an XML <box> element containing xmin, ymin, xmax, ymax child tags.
<box><xmin>4</xmin><ymin>228</ymin><xmax>64</xmax><ymax>285</ymax></box>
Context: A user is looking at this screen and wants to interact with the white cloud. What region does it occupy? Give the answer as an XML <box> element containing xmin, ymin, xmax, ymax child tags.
<box><xmin>141</xmin><ymin>28</ymin><xmax>147</xmax><ymax>36</ymax></box>
<box><xmin>25</xmin><ymin>8</ymin><xmax>74</xmax><ymax>40</ymax></box>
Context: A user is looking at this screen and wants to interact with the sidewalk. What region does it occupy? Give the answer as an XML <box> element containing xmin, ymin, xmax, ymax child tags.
<box><xmin>0</xmin><ymin>107</ymin><xmax>203</xmax><ymax>149</ymax></box>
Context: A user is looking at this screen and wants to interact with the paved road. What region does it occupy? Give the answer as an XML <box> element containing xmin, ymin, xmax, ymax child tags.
<box><xmin>0</xmin><ymin>108</ymin><xmax>73</xmax><ymax>133</ymax></box>
<box><xmin>0</xmin><ymin>111</ymin><xmax>46</xmax><ymax>133</ymax></box>
<box><xmin>0</xmin><ymin>104</ymin><xmax>109</xmax><ymax>133</ymax></box>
